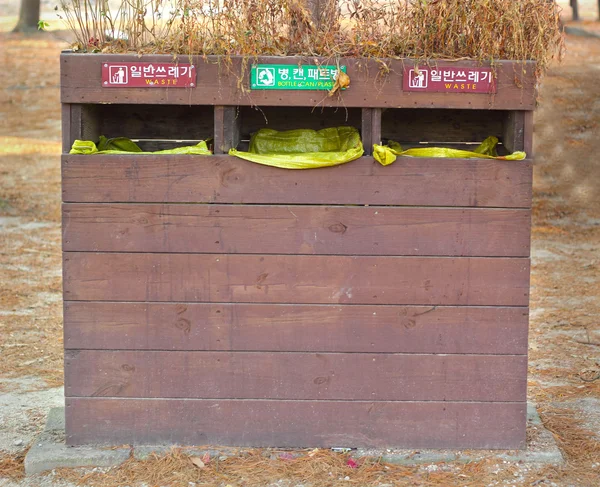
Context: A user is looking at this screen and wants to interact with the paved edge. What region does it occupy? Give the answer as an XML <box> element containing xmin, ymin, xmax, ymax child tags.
<box><xmin>24</xmin><ymin>403</ymin><xmax>563</xmax><ymax>476</ymax></box>
<box><xmin>24</xmin><ymin>408</ymin><xmax>130</xmax><ymax>476</ymax></box>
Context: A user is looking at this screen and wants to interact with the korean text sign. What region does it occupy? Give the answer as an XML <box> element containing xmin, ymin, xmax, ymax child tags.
<box><xmin>102</xmin><ymin>62</ymin><xmax>196</xmax><ymax>88</ymax></box>
<box><xmin>403</xmin><ymin>66</ymin><xmax>496</xmax><ymax>93</ymax></box>
<box><xmin>250</xmin><ymin>64</ymin><xmax>347</xmax><ymax>90</ymax></box>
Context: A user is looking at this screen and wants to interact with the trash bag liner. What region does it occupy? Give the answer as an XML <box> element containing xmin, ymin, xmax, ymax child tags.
<box><xmin>373</xmin><ymin>136</ymin><xmax>526</xmax><ymax>166</ymax></box>
<box><xmin>70</xmin><ymin>136</ymin><xmax>211</xmax><ymax>155</ymax></box>
<box><xmin>229</xmin><ymin>126</ymin><xmax>364</xmax><ymax>169</ymax></box>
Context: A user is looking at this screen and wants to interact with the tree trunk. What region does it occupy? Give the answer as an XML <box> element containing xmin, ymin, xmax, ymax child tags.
<box><xmin>570</xmin><ymin>0</ymin><xmax>579</xmax><ymax>21</ymax></box>
<box><xmin>13</xmin><ymin>0</ymin><xmax>40</xmax><ymax>33</ymax></box>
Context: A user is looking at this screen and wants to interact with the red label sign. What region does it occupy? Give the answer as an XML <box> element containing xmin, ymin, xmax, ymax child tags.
<box><xmin>101</xmin><ymin>62</ymin><xmax>196</xmax><ymax>88</ymax></box>
<box><xmin>403</xmin><ymin>66</ymin><xmax>496</xmax><ymax>93</ymax></box>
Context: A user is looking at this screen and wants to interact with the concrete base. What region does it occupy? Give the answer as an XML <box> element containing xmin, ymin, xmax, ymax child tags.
<box><xmin>24</xmin><ymin>408</ymin><xmax>130</xmax><ymax>475</ymax></box>
<box><xmin>357</xmin><ymin>404</ymin><xmax>564</xmax><ymax>465</ymax></box>
<box><xmin>25</xmin><ymin>403</ymin><xmax>563</xmax><ymax>476</ymax></box>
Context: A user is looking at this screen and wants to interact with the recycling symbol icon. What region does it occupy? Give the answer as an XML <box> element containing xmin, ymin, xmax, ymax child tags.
<box><xmin>256</xmin><ymin>67</ymin><xmax>275</xmax><ymax>87</ymax></box>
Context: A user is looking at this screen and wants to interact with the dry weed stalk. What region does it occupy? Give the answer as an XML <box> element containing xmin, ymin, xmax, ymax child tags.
<box><xmin>58</xmin><ymin>0</ymin><xmax>564</xmax><ymax>76</ymax></box>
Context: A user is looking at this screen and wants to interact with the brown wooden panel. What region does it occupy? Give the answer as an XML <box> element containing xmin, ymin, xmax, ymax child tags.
<box><xmin>62</xmin><ymin>253</ymin><xmax>530</xmax><ymax>305</ymax></box>
<box><xmin>61</xmin><ymin>155</ymin><xmax>533</xmax><ymax>208</ymax></box>
<box><xmin>64</xmin><ymin>302</ymin><xmax>529</xmax><ymax>354</ymax></box>
<box><xmin>65</xmin><ymin>350</ymin><xmax>526</xmax><ymax>401</ymax></box>
<box><xmin>502</xmin><ymin>111</ymin><xmax>525</xmax><ymax>154</ymax></box>
<box><xmin>65</xmin><ymin>398</ymin><xmax>526</xmax><ymax>448</ymax></box>
<box><xmin>62</xmin><ymin>204</ymin><xmax>531</xmax><ymax>257</ymax></box>
<box><xmin>61</xmin><ymin>104</ymin><xmax>71</xmax><ymax>153</ymax></box>
<box><xmin>524</xmin><ymin>110</ymin><xmax>534</xmax><ymax>157</ymax></box>
<box><xmin>214</xmin><ymin>106</ymin><xmax>241</xmax><ymax>154</ymax></box>
<box><xmin>61</xmin><ymin>54</ymin><xmax>536</xmax><ymax>110</ymax></box>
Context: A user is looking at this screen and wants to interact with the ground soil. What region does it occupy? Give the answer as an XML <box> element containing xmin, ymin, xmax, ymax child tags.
<box><xmin>1</xmin><ymin>17</ymin><xmax>600</xmax><ymax>487</ymax></box>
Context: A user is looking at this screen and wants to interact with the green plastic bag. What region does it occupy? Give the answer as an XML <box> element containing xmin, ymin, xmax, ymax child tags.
<box><xmin>373</xmin><ymin>136</ymin><xmax>526</xmax><ymax>166</ymax></box>
<box><xmin>229</xmin><ymin>126</ymin><xmax>364</xmax><ymax>169</ymax></box>
<box><xmin>70</xmin><ymin>136</ymin><xmax>211</xmax><ymax>155</ymax></box>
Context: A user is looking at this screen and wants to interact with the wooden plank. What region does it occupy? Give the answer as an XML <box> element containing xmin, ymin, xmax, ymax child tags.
<box><xmin>65</xmin><ymin>350</ymin><xmax>526</xmax><ymax>401</ymax></box>
<box><xmin>70</xmin><ymin>105</ymin><xmax>100</xmax><ymax>144</ymax></box>
<box><xmin>524</xmin><ymin>110</ymin><xmax>534</xmax><ymax>157</ymax></box>
<box><xmin>69</xmin><ymin>104</ymin><xmax>83</xmax><ymax>142</ymax></box>
<box><xmin>361</xmin><ymin>108</ymin><xmax>373</xmax><ymax>155</ymax></box>
<box><xmin>60</xmin><ymin>54</ymin><xmax>537</xmax><ymax>110</ymax></box>
<box><xmin>214</xmin><ymin>106</ymin><xmax>241</xmax><ymax>154</ymax></box>
<box><xmin>61</xmin><ymin>155</ymin><xmax>533</xmax><ymax>208</ymax></box>
<box><xmin>62</xmin><ymin>253</ymin><xmax>530</xmax><ymax>305</ymax></box>
<box><xmin>61</xmin><ymin>104</ymin><xmax>71</xmax><ymax>153</ymax></box>
<box><xmin>62</xmin><ymin>204</ymin><xmax>532</xmax><ymax>257</ymax></box>
<box><xmin>65</xmin><ymin>398</ymin><xmax>526</xmax><ymax>448</ymax></box>
<box><xmin>64</xmin><ymin>302</ymin><xmax>529</xmax><ymax>354</ymax></box>
<box><xmin>371</xmin><ymin>107</ymin><xmax>382</xmax><ymax>146</ymax></box>
<box><xmin>502</xmin><ymin>111</ymin><xmax>525</xmax><ymax>153</ymax></box>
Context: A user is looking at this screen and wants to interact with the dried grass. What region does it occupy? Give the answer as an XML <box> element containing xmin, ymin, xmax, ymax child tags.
<box><xmin>531</xmin><ymin>406</ymin><xmax>600</xmax><ymax>485</ymax></box>
<box><xmin>0</xmin><ymin>453</ymin><xmax>26</xmax><ymax>481</ymax></box>
<box><xmin>58</xmin><ymin>0</ymin><xmax>564</xmax><ymax>76</ymax></box>
<box><xmin>57</xmin><ymin>447</ymin><xmax>520</xmax><ymax>487</ymax></box>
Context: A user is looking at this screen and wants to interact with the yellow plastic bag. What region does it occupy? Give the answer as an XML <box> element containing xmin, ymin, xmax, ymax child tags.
<box><xmin>229</xmin><ymin>126</ymin><xmax>364</xmax><ymax>169</ymax></box>
<box><xmin>373</xmin><ymin>136</ymin><xmax>526</xmax><ymax>166</ymax></box>
<box><xmin>70</xmin><ymin>136</ymin><xmax>211</xmax><ymax>155</ymax></box>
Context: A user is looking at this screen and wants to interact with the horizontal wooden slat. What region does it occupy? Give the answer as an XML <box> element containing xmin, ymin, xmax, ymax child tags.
<box><xmin>65</xmin><ymin>398</ymin><xmax>526</xmax><ymax>448</ymax></box>
<box><xmin>64</xmin><ymin>302</ymin><xmax>529</xmax><ymax>354</ymax></box>
<box><xmin>62</xmin><ymin>155</ymin><xmax>533</xmax><ymax>208</ymax></box>
<box><xmin>63</xmin><ymin>253</ymin><xmax>530</xmax><ymax>305</ymax></box>
<box><xmin>65</xmin><ymin>350</ymin><xmax>526</xmax><ymax>401</ymax></box>
<box><xmin>60</xmin><ymin>55</ymin><xmax>536</xmax><ymax>110</ymax></box>
<box><xmin>62</xmin><ymin>204</ymin><xmax>531</xmax><ymax>257</ymax></box>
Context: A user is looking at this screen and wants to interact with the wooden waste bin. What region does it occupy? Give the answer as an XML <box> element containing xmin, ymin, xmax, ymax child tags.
<box><xmin>61</xmin><ymin>54</ymin><xmax>535</xmax><ymax>449</ymax></box>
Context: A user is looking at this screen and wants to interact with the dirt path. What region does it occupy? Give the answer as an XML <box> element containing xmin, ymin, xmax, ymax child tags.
<box><xmin>1</xmin><ymin>28</ymin><xmax>599</xmax><ymax>487</ymax></box>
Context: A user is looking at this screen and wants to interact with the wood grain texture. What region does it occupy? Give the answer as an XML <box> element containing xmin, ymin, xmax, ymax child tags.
<box><xmin>62</xmin><ymin>204</ymin><xmax>531</xmax><ymax>256</ymax></box>
<box><xmin>62</xmin><ymin>155</ymin><xmax>533</xmax><ymax>208</ymax></box>
<box><xmin>361</xmin><ymin>108</ymin><xmax>374</xmax><ymax>155</ymax></box>
<box><xmin>65</xmin><ymin>350</ymin><xmax>527</xmax><ymax>401</ymax></box>
<box><xmin>214</xmin><ymin>106</ymin><xmax>241</xmax><ymax>154</ymax></box>
<box><xmin>502</xmin><ymin>111</ymin><xmax>525</xmax><ymax>154</ymax></box>
<box><xmin>524</xmin><ymin>110</ymin><xmax>534</xmax><ymax>157</ymax></box>
<box><xmin>65</xmin><ymin>397</ymin><xmax>526</xmax><ymax>449</ymax></box>
<box><xmin>63</xmin><ymin>302</ymin><xmax>529</xmax><ymax>354</ymax></box>
<box><xmin>61</xmin><ymin>104</ymin><xmax>71</xmax><ymax>153</ymax></box>
<box><xmin>62</xmin><ymin>253</ymin><xmax>530</xmax><ymax>305</ymax></box>
<box><xmin>60</xmin><ymin>54</ymin><xmax>536</xmax><ymax>110</ymax></box>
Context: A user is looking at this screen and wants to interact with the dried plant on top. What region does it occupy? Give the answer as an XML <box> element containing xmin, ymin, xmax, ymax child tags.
<box><xmin>58</xmin><ymin>0</ymin><xmax>564</xmax><ymax>76</ymax></box>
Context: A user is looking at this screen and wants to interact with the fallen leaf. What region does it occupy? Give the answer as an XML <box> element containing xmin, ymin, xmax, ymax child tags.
<box><xmin>308</xmin><ymin>448</ymin><xmax>319</xmax><ymax>457</ymax></box>
<box><xmin>190</xmin><ymin>457</ymin><xmax>205</xmax><ymax>469</ymax></box>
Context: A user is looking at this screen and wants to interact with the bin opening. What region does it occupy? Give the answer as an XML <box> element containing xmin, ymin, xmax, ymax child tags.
<box><xmin>234</xmin><ymin>106</ymin><xmax>362</xmax><ymax>151</ymax></box>
<box><xmin>381</xmin><ymin>108</ymin><xmax>524</xmax><ymax>156</ymax></box>
<box><xmin>71</xmin><ymin>104</ymin><xmax>214</xmax><ymax>153</ymax></box>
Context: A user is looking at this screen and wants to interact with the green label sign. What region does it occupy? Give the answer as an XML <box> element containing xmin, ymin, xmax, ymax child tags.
<box><xmin>250</xmin><ymin>64</ymin><xmax>347</xmax><ymax>90</ymax></box>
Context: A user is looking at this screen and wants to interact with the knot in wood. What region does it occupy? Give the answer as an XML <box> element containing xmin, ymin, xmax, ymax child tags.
<box><xmin>328</xmin><ymin>222</ymin><xmax>347</xmax><ymax>234</ymax></box>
